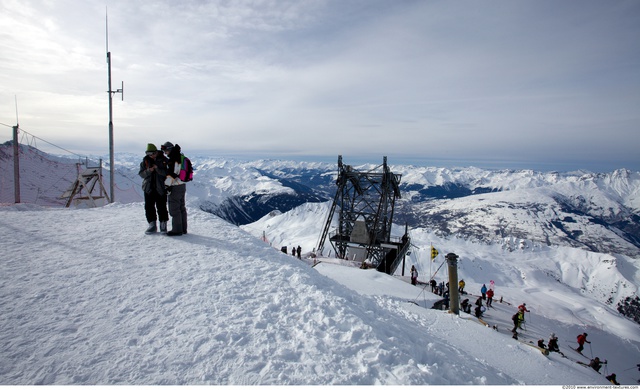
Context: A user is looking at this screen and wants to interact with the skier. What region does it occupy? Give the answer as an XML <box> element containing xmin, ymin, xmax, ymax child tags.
<box><xmin>430</xmin><ymin>279</ymin><xmax>437</xmax><ymax>293</ymax></box>
<box><xmin>474</xmin><ymin>302</ymin><xmax>483</xmax><ymax>318</ymax></box>
<box><xmin>461</xmin><ymin>298</ymin><xmax>471</xmax><ymax>313</ymax></box>
<box><xmin>511</xmin><ymin>311</ymin><xmax>521</xmax><ymax>337</ymax></box>
<box><xmin>458</xmin><ymin>279</ymin><xmax>465</xmax><ymax>293</ymax></box>
<box><xmin>537</xmin><ymin>339</ymin><xmax>546</xmax><ymax>349</ymax></box>
<box><xmin>511</xmin><ymin>309</ymin><xmax>525</xmax><ymax>334</ymax></box>
<box><xmin>548</xmin><ymin>333</ymin><xmax>560</xmax><ymax>353</ymax></box>
<box><xmin>605</xmin><ymin>374</ymin><xmax>620</xmax><ymax>386</ymax></box>
<box><xmin>511</xmin><ymin>312</ymin><xmax>520</xmax><ymax>335</ymax></box>
<box><xmin>588</xmin><ymin>357</ymin><xmax>606</xmax><ymax>373</ymax></box>
<box><xmin>576</xmin><ymin>333</ymin><xmax>591</xmax><ymax>354</ymax></box>
<box><xmin>480</xmin><ymin>284</ymin><xmax>487</xmax><ymax>299</ymax></box>
<box><xmin>518</xmin><ymin>303</ymin><xmax>530</xmax><ymax>313</ymax></box>
<box><xmin>605</xmin><ymin>373</ymin><xmax>620</xmax><ymax>385</ymax></box>
<box><xmin>410</xmin><ymin>265</ymin><xmax>418</xmax><ymax>286</ymax></box>
<box><xmin>486</xmin><ymin>289</ymin><xmax>494</xmax><ymax>307</ymax></box>
<box><xmin>517</xmin><ymin>310</ymin><xmax>525</xmax><ymax>330</ymax></box>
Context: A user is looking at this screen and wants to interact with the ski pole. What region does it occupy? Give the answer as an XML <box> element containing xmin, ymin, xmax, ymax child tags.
<box><xmin>589</xmin><ymin>343</ymin><xmax>594</xmax><ymax>358</ymax></box>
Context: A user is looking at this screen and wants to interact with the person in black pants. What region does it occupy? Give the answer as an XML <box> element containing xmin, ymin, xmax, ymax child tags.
<box><xmin>138</xmin><ymin>143</ymin><xmax>169</xmax><ymax>234</ymax></box>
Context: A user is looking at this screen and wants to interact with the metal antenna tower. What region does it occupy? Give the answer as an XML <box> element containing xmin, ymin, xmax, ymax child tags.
<box><xmin>317</xmin><ymin>156</ymin><xmax>410</xmax><ymax>274</ymax></box>
<box><xmin>106</xmin><ymin>10</ymin><xmax>123</xmax><ymax>203</ymax></box>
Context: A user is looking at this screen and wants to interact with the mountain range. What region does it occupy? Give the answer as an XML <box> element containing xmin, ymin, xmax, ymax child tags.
<box><xmin>1</xmin><ymin>142</ymin><xmax>639</xmax><ymax>325</ymax></box>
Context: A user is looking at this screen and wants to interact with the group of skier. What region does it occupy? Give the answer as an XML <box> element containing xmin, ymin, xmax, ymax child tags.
<box><xmin>411</xmin><ymin>274</ymin><xmax>633</xmax><ymax>384</ymax></box>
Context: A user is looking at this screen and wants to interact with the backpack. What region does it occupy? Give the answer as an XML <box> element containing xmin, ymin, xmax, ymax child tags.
<box><xmin>512</xmin><ymin>313</ymin><xmax>519</xmax><ymax>322</ymax></box>
<box><xmin>179</xmin><ymin>155</ymin><xmax>193</xmax><ymax>182</ymax></box>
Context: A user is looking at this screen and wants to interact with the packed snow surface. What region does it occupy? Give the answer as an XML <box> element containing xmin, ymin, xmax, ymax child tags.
<box><xmin>1</xmin><ymin>203</ymin><xmax>639</xmax><ymax>385</ymax></box>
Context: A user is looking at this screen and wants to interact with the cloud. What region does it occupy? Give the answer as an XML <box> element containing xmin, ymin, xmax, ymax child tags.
<box><xmin>0</xmin><ymin>0</ymin><xmax>638</xmax><ymax>172</ymax></box>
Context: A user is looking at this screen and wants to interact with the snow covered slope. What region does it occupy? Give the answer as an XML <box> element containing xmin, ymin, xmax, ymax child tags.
<box><xmin>1</xmin><ymin>204</ymin><xmax>638</xmax><ymax>385</ymax></box>
<box><xmin>243</xmin><ymin>202</ymin><xmax>640</xmax><ymax>374</ymax></box>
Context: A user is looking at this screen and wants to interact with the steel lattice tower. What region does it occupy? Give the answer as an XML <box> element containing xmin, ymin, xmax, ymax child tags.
<box><xmin>317</xmin><ymin>156</ymin><xmax>409</xmax><ymax>274</ymax></box>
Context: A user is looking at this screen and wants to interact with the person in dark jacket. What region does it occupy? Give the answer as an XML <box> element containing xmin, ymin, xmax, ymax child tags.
<box><xmin>162</xmin><ymin>142</ymin><xmax>188</xmax><ymax>236</ymax></box>
<box><xmin>138</xmin><ymin>143</ymin><xmax>169</xmax><ymax>234</ymax></box>
<box><xmin>588</xmin><ymin>357</ymin><xmax>606</xmax><ymax>373</ymax></box>
<box><xmin>461</xmin><ymin>298</ymin><xmax>470</xmax><ymax>313</ymax></box>
<box><xmin>548</xmin><ymin>333</ymin><xmax>560</xmax><ymax>353</ymax></box>
<box><xmin>511</xmin><ymin>309</ymin><xmax>525</xmax><ymax>334</ymax></box>
<box><xmin>605</xmin><ymin>373</ymin><xmax>619</xmax><ymax>385</ymax></box>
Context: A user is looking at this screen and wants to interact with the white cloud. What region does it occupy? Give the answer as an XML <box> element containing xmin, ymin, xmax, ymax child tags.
<box><xmin>0</xmin><ymin>0</ymin><xmax>639</xmax><ymax>171</ymax></box>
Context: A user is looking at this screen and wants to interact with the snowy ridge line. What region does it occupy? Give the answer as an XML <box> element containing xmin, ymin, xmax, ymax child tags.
<box><xmin>3</xmin><ymin>143</ymin><xmax>640</xmax><ymax>258</ymax></box>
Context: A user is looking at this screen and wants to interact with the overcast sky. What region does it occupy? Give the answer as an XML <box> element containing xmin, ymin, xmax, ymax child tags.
<box><xmin>1</xmin><ymin>0</ymin><xmax>639</xmax><ymax>172</ymax></box>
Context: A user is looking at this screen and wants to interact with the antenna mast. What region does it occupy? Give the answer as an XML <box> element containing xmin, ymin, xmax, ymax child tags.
<box><xmin>106</xmin><ymin>9</ymin><xmax>123</xmax><ymax>203</ymax></box>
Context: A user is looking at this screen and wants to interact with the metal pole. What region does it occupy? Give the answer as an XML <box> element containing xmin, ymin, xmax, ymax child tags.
<box><xmin>12</xmin><ymin>125</ymin><xmax>20</xmax><ymax>203</ymax></box>
<box><xmin>446</xmin><ymin>253</ymin><xmax>460</xmax><ymax>315</ymax></box>
<box><xmin>107</xmin><ymin>51</ymin><xmax>115</xmax><ymax>203</ymax></box>
<box><xmin>401</xmin><ymin>223</ymin><xmax>408</xmax><ymax>276</ymax></box>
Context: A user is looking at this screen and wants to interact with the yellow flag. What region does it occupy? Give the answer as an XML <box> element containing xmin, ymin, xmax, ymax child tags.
<box><xmin>430</xmin><ymin>245</ymin><xmax>439</xmax><ymax>261</ymax></box>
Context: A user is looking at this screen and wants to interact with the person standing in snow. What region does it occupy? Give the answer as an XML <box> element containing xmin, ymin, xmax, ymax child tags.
<box><xmin>162</xmin><ymin>142</ymin><xmax>188</xmax><ymax>236</ymax></box>
<box><xmin>576</xmin><ymin>332</ymin><xmax>591</xmax><ymax>354</ymax></box>
<box><xmin>138</xmin><ymin>143</ymin><xmax>169</xmax><ymax>234</ymax></box>
<box><xmin>458</xmin><ymin>279</ymin><xmax>465</xmax><ymax>293</ymax></box>
<box><xmin>480</xmin><ymin>284</ymin><xmax>487</xmax><ymax>299</ymax></box>
<box><xmin>410</xmin><ymin>265</ymin><xmax>418</xmax><ymax>286</ymax></box>
<box><xmin>297</xmin><ymin>245</ymin><xmax>302</xmax><ymax>259</ymax></box>
<box><xmin>430</xmin><ymin>279</ymin><xmax>437</xmax><ymax>293</ymax></box>
<box><xmin>486</xmin><ymin>289</ymin><xmax>494</xmax><ymax>307</ymax></box>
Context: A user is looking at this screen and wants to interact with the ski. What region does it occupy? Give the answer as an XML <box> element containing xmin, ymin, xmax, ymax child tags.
<box><xmin>565</xmin><ymin>344</ymin><xmax>585</xmax><ymax>356</ymax></box>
